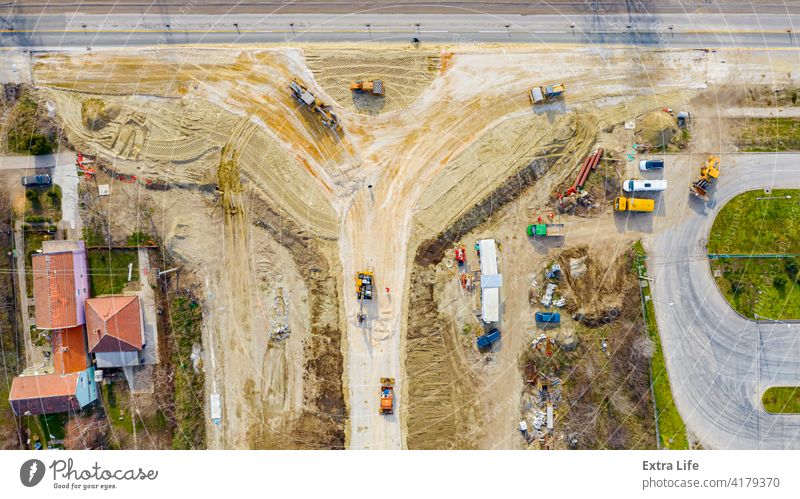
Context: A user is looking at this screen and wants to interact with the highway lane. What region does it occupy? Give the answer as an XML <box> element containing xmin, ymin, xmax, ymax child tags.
<box><xmin>0</xmin><ymin>13</ymin><xmax>799</xmax><ymax>48</ymax></box>
<box><xmin>2</xmin><ymin>1</ymin><xmax>798</xmax><ymax>15</ymax></box>
<box><xmin>650</xmin><ymin>154</ymin><xmax>800</xmax><ymax>449</ymax></box>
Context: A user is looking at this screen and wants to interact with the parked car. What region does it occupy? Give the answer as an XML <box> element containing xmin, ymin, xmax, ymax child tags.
<box><xmin>535</xmin><ymin>312</ymin><xmax>561</xmax><ymax>324</ymax></box>
<box><xmin>639</xmin><ymin>159</ymin><xmax>664</xmax><ymax>171</ymax></box>
<box><xmin>623</xmin><ymin>179</ymin><xmax>668</xmax><ymax>192</ymax></box>
<box><xmin>476</xmin><ymin>328</ymin><xmax>501</xmax><ymax>349</ymax></box>
<box><xmin>21</xmin><ymin>174</ymin><xmax>51</xmax><ymax>187</ymax></box>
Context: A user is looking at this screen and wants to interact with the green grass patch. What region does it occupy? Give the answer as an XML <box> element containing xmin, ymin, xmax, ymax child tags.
<box><xmin>23</xmin><ymin>231</ymin><xmax>48</xmax><ymax>298</ymax></box>
<box><xmin>762</xmin><ymin>386</ymin><xmax>800</xmax><ymax>414</ymax></box>
<box><xmin>24</xmin><ymin>185</ymin><xmax>62</xmax><ymax>221</ymax></box>
<box><xmin>708</xmin><ymin>189</ymin><xmax>800</xmax><ymax>318</ymax></box>
<box><xmin>87</xmin><ymin>248</ymin><xmax>138</xmax><ymax>296</ymax></box>
<box><xmin>738</xmin><ymin>118</ymin><xmax>800</xmax><ymax>152</ymax></box>
<box><xmin>711</xmin><ymin>258</ymin><xmax>800</xmax><ymax>320</ymax></box>
<box><xmin>39</xmin><ymin>413</ymin><xmax>67</xmax><ymax>447</ymax></box>
<box><xmin>127</xmin><ymin>231</ymin><xmax>154</xmax><ymax>246</ymax></box>
<box><xmin>633</xmin><ymin>241</ymin><xmax>689</xmax><ymax>449</ymax></box>
<box><xmin>169</xmin><ymin>296</ymin><xmax>205</xmax><ymax>449</ymax></box>
<box><xmin>6</xmin><ymin>96</ymin><xmax>57</xmax><ymax>156</ymax></box>
<box><xmin>102</xmin><ymin>382</ymin><xmax>134</xmax><ymax>434</ymax></box>
<box><xmin>708</xmin><ymin>189</ymin><xmax>800</xmax><ymax>254</ymax></box>
<box><xmin>82</xmin><ymin>227</ymin><xmax>106</xmax><ymax>246</ymax></box>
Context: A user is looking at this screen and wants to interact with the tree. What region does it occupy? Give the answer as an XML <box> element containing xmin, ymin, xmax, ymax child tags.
<box><xmin>773</xmin><ymin>274</ymin><xmax>787</xmax><ymax>289</ymax></box>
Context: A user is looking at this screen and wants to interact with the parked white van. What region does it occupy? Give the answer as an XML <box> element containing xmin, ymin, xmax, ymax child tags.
<box><xmin>623</xmin><ymin>179</ymin><xmax>668</xmax><ymax>192</ymax></box>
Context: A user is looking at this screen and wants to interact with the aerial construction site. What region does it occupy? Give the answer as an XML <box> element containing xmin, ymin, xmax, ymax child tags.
<box><xmin>2</xmin><ymin>17</ymin><xmax>800</xmax><ymax>454</ymax></box>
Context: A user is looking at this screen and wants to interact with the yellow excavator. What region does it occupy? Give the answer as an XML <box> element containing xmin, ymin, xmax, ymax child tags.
<box><xmin>356</xmin><ymin>271</ymin><xmax>374</xmax><ymax>323</ymax></box>
<box><xmin>289</xmin><ymin>79</ymin><xmax>340</xmax><ymax>129</ymax></box>
<box><xmin>689</xmin><ymin>155</ymin><xmax>720</xmax><ymax>202</ymax></box>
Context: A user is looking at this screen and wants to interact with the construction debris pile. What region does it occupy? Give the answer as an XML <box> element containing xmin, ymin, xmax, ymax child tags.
<box><xmin>269</xmin><ymin>288</ymin><xmax>291</xmax><ymax>342</ymax></box>
<box><xmin>519</xmin><ymin>369</ymin><xmax>562</xmax><ymax>447</ymax></box>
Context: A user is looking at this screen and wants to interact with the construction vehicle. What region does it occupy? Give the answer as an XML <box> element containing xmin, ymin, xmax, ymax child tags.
<box><xmin>526</xmin><ymin>223</ymin><xmax>565</xmax><ymax>237</ymax></box>
<box><xmin>677</xmin><ymin>111</ymin><xmax>690</xmax><ymax>128</ymax></box>
<box><xmin>530</xmin><ymin>83</ymin><xmax>565</xmax><ymax>105</ymax></box>
<box><xmin>356</xmin><ymin>271</ymin><xmax>374</xmax><ymax>323</ymax></box>
<box><xmin>289</xmin><ymin>79</ymin><xmax>339</xmax><ymax>129</ymax></box>
<box><xmin>350</xmin><ymin>79</ymin><xmax>384</xmax><ymax>96</ymax></box>
<box><xmin>535</xmin><ymin>311</ymin><xmax>561</xmax><ymax>324</ymax></box>
<box><xmin>380</xmin><ymin>378</ymin><xmax>395</xmax><ymax>415</ymax></box>
<box><xmin>623</xmin><ymin>179</ymin><xmax>668</xmax><ymax>193</ymax></box>
<box><xmin>614</xmin><ymin>197</ymin><xmax>655</xmax><ymax>213</ymax></box>
<box><xmin>476</xmin><ymin>328</ymin><xmax>501</xmax><ymax>349</ymax></box>
<box><xmin>689</xmin><ymin>155</ymin><xmax>720</xmax><ymax>202</ymax></box>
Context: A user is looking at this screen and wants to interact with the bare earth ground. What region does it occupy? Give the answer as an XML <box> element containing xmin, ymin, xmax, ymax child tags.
<box><xmin>23</xmin><ymin>43</ymin><xmax>800</xmax><ymax>448</ymax></box>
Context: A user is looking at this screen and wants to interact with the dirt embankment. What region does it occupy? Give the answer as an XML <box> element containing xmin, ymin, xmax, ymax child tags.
<box><xmin>247</xmin><ymin>194</ymin><xmax>346</xmax><ymax>449</ymax></box>
<box><xmin>405</xmin><ymin>266</ymin><xmax>480</xmax><ymax>449</ymax></box>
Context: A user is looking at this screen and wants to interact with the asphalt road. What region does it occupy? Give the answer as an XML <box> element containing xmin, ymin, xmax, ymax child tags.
<box><xmin>1</xmin><ymin>1</ymin><xmax>797</xmax><ymax>15</ymax></box>
<box><xmin>650</xmin><ymin>153</ymin><xmax>800</xmax><ymax>449</ymax></box>
<box><xmin>0</xmin><ymin>12</ymin><xmax>799</xmax><ymax>48</ymax></box>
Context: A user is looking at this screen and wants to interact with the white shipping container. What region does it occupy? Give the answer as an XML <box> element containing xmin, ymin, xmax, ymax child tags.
<box><xmin>210</xmin><ymin>393</ymin><xmax>222</xmax><ymax>425</ymax></box>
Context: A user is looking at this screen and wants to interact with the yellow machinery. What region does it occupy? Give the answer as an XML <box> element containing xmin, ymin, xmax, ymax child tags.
<box><xmin>350</xmin><ymin>79</ymin><xmax>384</xmax><ymax>96</ymax></box>
<box><xmin>356</xmin><ymin>271</ymin><xmax>374</xmax><ymax>323</ymax></box>
<box><xmin>380</xmin><ymin>377</ymin><xmax>395</xmax><ymax>415</ymax></box>
<box><xmin>689</xmin><ymin>155</ymin><xmax>720</xmax><ymax>201</ymax></box>
<box><xmin>614</xmin><ymin>197</ymin><xmax>655</xmax><ymax>212</ymax></box>
<box><xmin>289</xmin><ymin>79</ymin><xmax>340</xmax><ymax>129</ymax></box>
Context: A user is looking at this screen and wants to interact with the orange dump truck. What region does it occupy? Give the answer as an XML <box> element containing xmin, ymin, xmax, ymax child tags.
<box><xmin>351</xmin><ymin>79</ymin><xmax>384</xmax><ymax>96</ymax></box>
<box><xmin>380</xmin><ymin>377</ymin><xmax>395</xmax><ymax>415</ymax></box>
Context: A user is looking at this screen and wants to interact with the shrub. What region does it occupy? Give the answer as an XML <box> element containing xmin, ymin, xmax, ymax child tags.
<box><xmin>786</xmin><ymin>258</ymin><xmax>798</xmax><ymax>280</ymax></box>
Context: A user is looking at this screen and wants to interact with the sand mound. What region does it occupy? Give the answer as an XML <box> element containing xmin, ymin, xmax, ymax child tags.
<box><xmin>80</xmin><ymin>98</ymin><xmax>115</xmax><ymax>131</ymax></box>
<box><xmin>636</xmin><ymin>110</ymin><xmax>676</xmax><ymax>149</ymax></box>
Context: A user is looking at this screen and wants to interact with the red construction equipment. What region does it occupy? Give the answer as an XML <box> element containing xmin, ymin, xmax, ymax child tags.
<box><xmin>564</xmin><ymin>148</ymin><xmax>604</xmax><ymax>197</ymax></box>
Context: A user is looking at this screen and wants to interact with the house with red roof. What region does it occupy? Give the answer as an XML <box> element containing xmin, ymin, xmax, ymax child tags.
<box><xmin>9</xmin><ymin>369</ymin><xmax>97</xmax><ymax>417</ymax></box>
<box><xmin>32</xmin><ymin>240</ymin><xmax>89</xmax><ymax>329</ymax></box>
<box><xmin>9</xmin><ymin>241</ymin><xmax>96</xmax><ymax>417</ymax></box>
<box><xmin>86</xmin><ymin>295</ymin><xmax>145</xmax><ymax>368</ymax></box>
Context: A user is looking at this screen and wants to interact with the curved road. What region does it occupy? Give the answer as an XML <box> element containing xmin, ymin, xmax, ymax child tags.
<box><xmin>650</xmin><ymin>153</ymin><xmax>800</xmax><ymax>449</ymax></box>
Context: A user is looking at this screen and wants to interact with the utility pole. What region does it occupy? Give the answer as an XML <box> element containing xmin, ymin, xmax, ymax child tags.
<box><xmin>366</xmin><ymin>23</ymin><xmax>372</xmax><ymax>39</ymax></box>
<box><xmin>290</xmin><ymin>22</ymin><xmax>296</xmax><ymax>36</ymax></box>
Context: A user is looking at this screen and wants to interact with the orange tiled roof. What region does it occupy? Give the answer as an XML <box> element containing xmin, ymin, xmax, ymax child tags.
<box><xmin>51</xmin><ymin>326</ymin><xmax>89</xmax><ymax>374</ymax></box>
<box><xmin>33</xmin><ymin>252</ymin><xmax>78</xmax><ymax>329</ymax></box>
<box><xmin>86</xmin><ymin>296</ymin><xmax>143</xmax><ymax>353</ymax></box>
<box><xmin>8</xmin><ymin>373</ymin><xmax>81</xmax><ymax>416</ymax></box>
<box><xmin>9</xmin><ymin>372</ymin><xmax>80</xmax><ymax>399</ymax></box>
